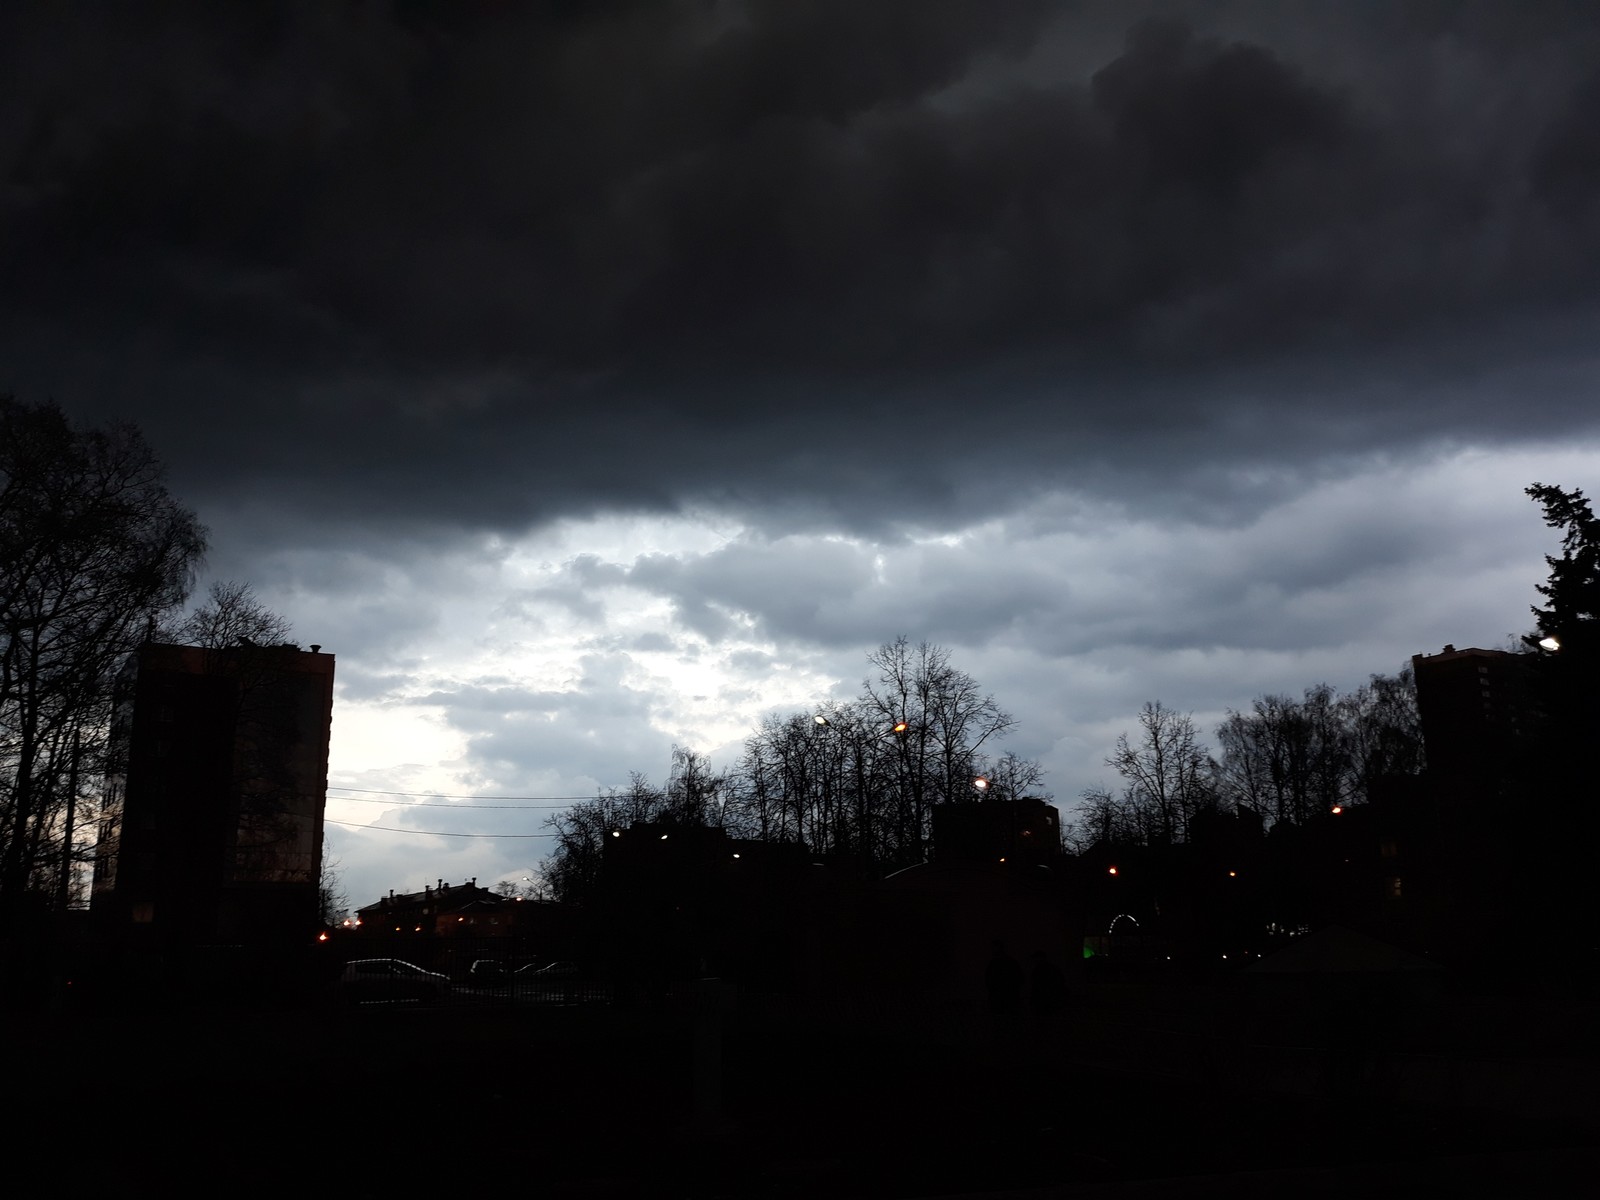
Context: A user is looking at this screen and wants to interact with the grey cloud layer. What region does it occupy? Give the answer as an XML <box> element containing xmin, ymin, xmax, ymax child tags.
<box><xmin>519</xmin><ymin>463</ymin><xmax>1545</xmax><ymax>666</ymax></box>
<box><xmin>8</xmin><ymin>2</ymin><xmax>1600</xmax><ymax>544</ymax></box>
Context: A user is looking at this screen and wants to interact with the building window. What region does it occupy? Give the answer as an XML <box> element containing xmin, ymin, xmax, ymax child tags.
<box><xmin>1379</xmin><ymin>837</ymin><xmax>1397</xmax><ymax>858</ymax></box>
<box><xmin>1385</xmin><ymin>875</ymin><xmax>1402</xmax><ymax>899</ymax></box>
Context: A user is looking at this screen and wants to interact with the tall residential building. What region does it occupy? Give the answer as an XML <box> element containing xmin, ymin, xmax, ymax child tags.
<box><xmin>92</xmin><ymin>641</ymin><xmax>334</xmax><ymax>946</ymax></box>
<box><xmin>1410</xmin><ymin>644</ymin><xmax>1540</xmax><ymax>799</ymax></box>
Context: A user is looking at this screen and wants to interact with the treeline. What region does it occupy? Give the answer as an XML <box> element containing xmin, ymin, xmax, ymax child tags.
<box><xmin>542</xmin><ymin>638</ymin><xmax>1049</xmax><ymax>902</ymax></box>
<box><xmin>1076</xmin><ymin>669</ymin><xmax>1423</xmax><ymax>848</ymax></box>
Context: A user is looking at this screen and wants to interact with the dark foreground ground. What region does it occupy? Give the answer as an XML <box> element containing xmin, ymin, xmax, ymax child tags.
<box><xmin>19</xmin><ymin>984</ymin><xmax>1598</xmax><ymax>1199</ymax></box>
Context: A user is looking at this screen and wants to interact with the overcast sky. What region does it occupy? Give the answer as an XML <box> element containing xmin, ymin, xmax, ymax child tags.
<box><xmin>8</xmin><ymin>1</ymin><xmax>1600</xmax><ymax>912</ymax></box>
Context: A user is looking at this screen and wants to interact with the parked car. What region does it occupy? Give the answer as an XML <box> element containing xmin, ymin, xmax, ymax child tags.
<box><xmin>511</xmin><ymin>961</ymin><xmax>611</xmax><ymax>1005</ymax></box>
<box><xmin>339</xmin><ymin>958</ymin><xmax>451</xmax><ymax>1003</ymax></box>
<box><xmin>468</xmin><ymin>959</ymin><xmax>510</xmax><ymax>983</ymax></box>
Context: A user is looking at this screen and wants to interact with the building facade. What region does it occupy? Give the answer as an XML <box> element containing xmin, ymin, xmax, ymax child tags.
<box><xmin>1410</xmin><ymin>644</ymin><xmax>1542</xmax><ymax>801</ymax></box>
<box><xmin>91</xmin><ymin>641</ymin><xmax>334</xmax><ymax>946</ymax></box>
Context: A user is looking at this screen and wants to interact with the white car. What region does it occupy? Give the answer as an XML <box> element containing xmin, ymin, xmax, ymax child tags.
<box><xmin>339</xmin><ymin>958</ymin><xmax>451</xmax><ymax>1003</ymax></box>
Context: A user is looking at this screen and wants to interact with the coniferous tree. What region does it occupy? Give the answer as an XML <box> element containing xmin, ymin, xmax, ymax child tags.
<box><xmin>1526</xmin><ymin>482</ymin><xmax>1600</xmax><ymax>652</ymax></box>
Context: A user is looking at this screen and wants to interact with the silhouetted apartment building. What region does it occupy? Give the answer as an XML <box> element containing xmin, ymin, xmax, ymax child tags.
<box><xmin>1410</xmin><ymin>644</ymin><xmax>1541</xmax><ymax>801</ymax></box>
<box><xmin>355</xmin><ymin>878</ymin><xmax>514</xmax><ymax>935</ymax></box>
<box><xmin>91</xmin><ymin>641</ymin><xmax>334</xmax><ymax>946</ymax></box>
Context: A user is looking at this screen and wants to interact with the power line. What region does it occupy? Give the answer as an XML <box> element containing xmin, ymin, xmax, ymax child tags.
<box><xmin>329</xmin><ymin>794</ymin><xmax>572</xmax><ymax>810</ymax></box>
<box><xmin>328</xmin><ymin>785</ymin><xmax>599</xmax><ymax>803</ymax></box>
<box><xmin>325</xmin><ymin>818</ymin><xmax>559</xmax><ymax>838</ymax></box>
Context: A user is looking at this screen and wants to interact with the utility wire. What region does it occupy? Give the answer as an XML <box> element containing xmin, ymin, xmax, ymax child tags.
<box><xmin>324</xmin><ymin>817</ymin><xmax>559</xmax><ymax>838</ymax></box>
<box><xmin>329</xmin><ymin>794</ymin><xmax>572</xmax><ymax>810</ymax></box>
<box><xmin>328</xmin><ymin>785</ymin><xmax>602</xmax><ymax>802</ymax></box>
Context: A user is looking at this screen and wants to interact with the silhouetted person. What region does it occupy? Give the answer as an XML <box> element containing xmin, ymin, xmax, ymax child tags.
<box><xmin>1030</xmin><ymin>951</ymin><xmax>1067</xmax><ymax>1019</ymax></box>
<box><xmin>986</xmin><ymin>939</ymin><xmax>1024</xmax><ymax>1017</ymax></box>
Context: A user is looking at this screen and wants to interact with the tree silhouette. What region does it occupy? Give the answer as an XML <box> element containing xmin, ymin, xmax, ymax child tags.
<box><xmin>721</xmin><ymin>639</ymin><xmax>1036</xmax><ymax>874</ymax></box>
<box><xmin>1105</xmin><ymin>701</ymin><xmax>1216</xmax><ymax>844</ymax></box>
<box><xmin>0</xmin><ymin>398</ymin><xmax>205</xmax><ymax>920</ymax></box>
<box><xmin>1522</xmin><ymin>483</ymin><xmax>1598</xmax><ymax>913</ymax></box>
<box><xmin>543</xmin><ymin>639</ymin><xmax>1046</xmax><ymax>890</ymax></box>
<box><xmin>1526</xmin><ymin>482</ymin><xmax>1600</xmax><ymax>650</ymax></box>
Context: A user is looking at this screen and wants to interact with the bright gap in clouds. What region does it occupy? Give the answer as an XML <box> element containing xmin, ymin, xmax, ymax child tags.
<box><xmin>325</xmin><ymin>510</ymin><xmax>841</xmax><ymax>796</ymax></box>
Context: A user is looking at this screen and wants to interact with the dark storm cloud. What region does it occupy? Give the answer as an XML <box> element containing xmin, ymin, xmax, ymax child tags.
<box><xmin>7</xmin><ymin>1</ymin><xmax>1600</xmax><ymax>542</ymax></box>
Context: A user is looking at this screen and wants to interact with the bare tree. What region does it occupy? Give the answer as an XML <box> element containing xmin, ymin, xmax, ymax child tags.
<box><xmin>861</xmin><ymin>637</ymin><xmax>1016</xmax><ymax>866</ymax></box>
<box><xmin>0</xmin><ymin>398</ymin><xmax>205</xmax><ymax>919</ymax></box>
<box><xmin>1215</xmin><ymin>673</ymin><xmax>1420</xmax><ymax>826</ymax></box>
<box><xmin>1074</xmin><ymin>784</ymin><xmax>1138</xmax><ymax>848</ymax></box>
<box><xmin>169</xmin><ymin>579</ymin><xmax>293</xmax><ymax>650</ymax></box>
<box><xmin>722</xmin><ymin>640</ymin><xmax>1040</xmax><ymax>874</ymax></box>
<box><xmin>1105</xmin><ymin>702</ymin><xmax>1217</xmax><ymax>844</ymax></box>
<box><xmin>547</xmin><ymin>640</ymin><xmax>1047</xmax><ymax>889</ymax></box>
<box><xmin>318</xmin><ymin>854</ymin><xmax>349</xmax><ymax>925</ymax></box>
<box><xmin>541</xmin><ymin>773</ymin><xmax>668</xmax><ymax>906</ymax></box>
<box><xmin>666</xmin><ymin>744</ymin><xmax>723</xmax><ymax>826</ymax></box>
<box><xmin>984</xmin><ymin>751</ymin><xmax>1053</xmax><ymax>802</ymax></box>
<box><xmin>1341</xmin><ymin>668</ymin><xmax>1424</xmax><ymax>799</ymax></box>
